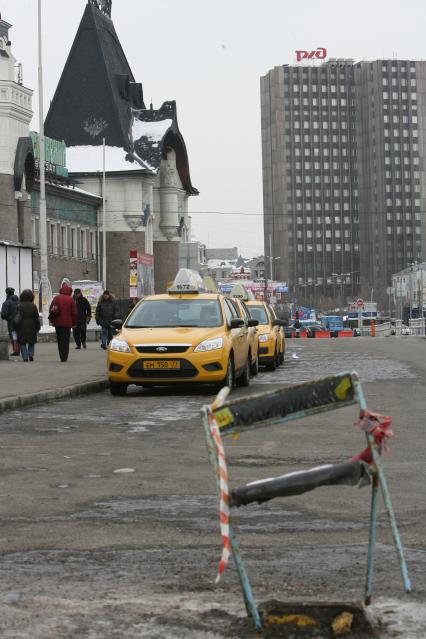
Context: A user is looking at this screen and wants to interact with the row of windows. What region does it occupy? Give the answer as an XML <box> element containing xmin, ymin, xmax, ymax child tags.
<box><xmin>293</xmin><ymin>160</ymin><xmax>355</xmax><ymax>170</ymax></box>
<box><xmin>291</xmin><ymin>229</ymin><xmax>353</xmax><ymax>239</ymax></box>
<box><xmin>291</xmin><ymin>148</ymin><xmax>356</xmax><ymax>157</ymax></box>
<box><xmin>382</xmin><ymin>78</ymin><xmax>416</xmax><ymax>87</ymax></box>
<box><xmin>32</xmin><ymin>218</ymin><xmax>97</xmax><ymax>259</ymax></box>
<box><xmin>386</xmin><ymin>212</ymin><xmax>421</xmax><ymax>220</ymax></box>
<box><xmin>386</xmin><ymin>226</ymin><xmax>421</xmax><ymax>234</ymax></box>
<box><xmin>294</xmin><ymin>188</ymin><xmax>358</xmax><ymax>197</ymax></box>
<box><xmin>289</xmin><ymin>109</ymin><xmax>355</xmax><ymax>119</ymax></box>
<box><xmin>293</xmin><ymin>133</ymin><xmax>355</xmax><ymax>144</ymax></box>
<box><xmin>383</xmin><ymin>128</ymin><xmax>417</xmax><ymax>137</ymax></box>
<box><xmin>291</xmin><ymin>121</ymin><xmax>352</xmax><ymax>131</ymax></box>
<box><xmin>290</xmin><ymin>97</ymin><xmax>353</xmax><ymax>107</ymax></box>
<box><xmin>382</xmin><ymin>91</ymin><xmax>417</xmax><ymax>101</ymax></box>
<box><xmin>294</xmin><ymin>243</ymin><xmax>359</xmax><ymax>252</ymax></box>
<box><xmin>383</xmin><ymin>114</ymin><xmax>417</xmax><ymax>123</ymax></box>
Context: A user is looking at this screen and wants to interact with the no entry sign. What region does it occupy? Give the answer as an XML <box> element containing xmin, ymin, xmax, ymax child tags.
<box><xmin>356</xmin><ymin>298</ymin><xmax>364</xmax><ymax>307</ymax></box>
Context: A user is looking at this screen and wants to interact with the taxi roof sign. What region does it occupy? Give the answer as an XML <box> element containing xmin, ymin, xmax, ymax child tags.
<box><xmin>230</xmin><ymin>283</ymin><xmax>254</xmax><ymax>301</ymax></box>
<box><xmin>167</xmin><ymin>268</ymin><xmax>206</xmax><ymax>294</ymax></box>
<box><xmin>203</xmin><ymin>275</ymin><xmax>219</xmax><ymax>293</ymax></box>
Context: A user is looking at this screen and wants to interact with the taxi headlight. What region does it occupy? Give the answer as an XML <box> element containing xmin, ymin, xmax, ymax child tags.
<box><xmin>110</xmin><ymin>338</ymin><xmax>131</xmax><ymax>353</ymax></box>
<box><xmin>194</xmin><ymin>337</ymin><xmax>223</xmax><ymax>352</ymax></box>
<box><xmin>259</xmin><ymin>333</ymin><xmax>270</xmax><ymax>342</ymax></box>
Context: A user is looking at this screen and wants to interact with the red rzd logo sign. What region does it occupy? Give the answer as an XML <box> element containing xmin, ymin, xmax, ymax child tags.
<box><xmin>295</xmin><ymin>47</ymin><xmax>327</xmax><ymax>62</ymax></box>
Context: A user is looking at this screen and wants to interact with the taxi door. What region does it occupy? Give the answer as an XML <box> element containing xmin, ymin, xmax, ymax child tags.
<box><xmin>224</xmin><ymin>298</ymin><xmax>248</xmax><ymax>371</ymax></box>
<box><xmin>268</xmin><ymin>304</ymin><xmax>284</xmax><ymax>356</ymax></box>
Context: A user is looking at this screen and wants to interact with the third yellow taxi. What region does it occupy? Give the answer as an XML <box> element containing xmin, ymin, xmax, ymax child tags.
<box><xmin>107</xmin><ymin>269</ymin><xmax>258</xmax><ymax>395</ymax></box>
<box><xmin>245</xmin><ymin>299</ymin><xmax>286</xmax><ymax>370</ymax></box>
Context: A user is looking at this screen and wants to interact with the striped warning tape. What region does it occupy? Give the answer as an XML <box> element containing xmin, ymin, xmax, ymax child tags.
<box><xmin>207</xmin><ymin>407</ymin><xmax>231</xmax><ymax>582</ymax></box>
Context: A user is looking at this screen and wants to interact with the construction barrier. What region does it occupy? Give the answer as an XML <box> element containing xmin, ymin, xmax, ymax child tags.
<box><xmin>202</xmin><ymin>373</ymin><xmax>411</xmax><ymax>630</ymax></box>
<box><xmin>337</xmin><ymin>330</ymin><xmax>353</xmax><ymax>337</ymax></box>
<box><xmin>314</xmin><ymin>330</ymin><xmax>331</xmax><ymax>338</ymax></box>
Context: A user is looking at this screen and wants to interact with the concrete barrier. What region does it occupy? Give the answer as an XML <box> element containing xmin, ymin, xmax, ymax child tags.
<box><xmin>338</xmin><ymin>330</ymin><xmax>353</xmax><ymax>338</ymax></box>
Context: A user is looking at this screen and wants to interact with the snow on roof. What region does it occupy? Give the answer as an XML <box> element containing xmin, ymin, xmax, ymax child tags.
<box><xmin>52</xmin><ymin>182</ymin><xmax>102</xmax><ymax>200</ymax></box>
<box><xmin>66</xmin><ymin>145</ymin><xmax>154</xmax><ymax>174</ymax></box>
<box><xmin>207</xmin><ymin>259</ymin><xmax>237</xmax><ymax>269</ymax></box>
<box><xmin>132</xmin><ymin>118</ymin><xmax>173</xmax><ymax>144</ymax></box>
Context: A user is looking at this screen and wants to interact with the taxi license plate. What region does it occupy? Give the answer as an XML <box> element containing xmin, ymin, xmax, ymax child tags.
<box><xmin>144</xmin><ymin>360</ymin><xmax>180</xmax><ymax>370</ymax></box>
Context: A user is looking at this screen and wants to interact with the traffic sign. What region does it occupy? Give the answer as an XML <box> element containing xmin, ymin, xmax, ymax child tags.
<box><xmin>356</xmin><ymin>298</ymin><xmax>364</xmax><ymax>307</ymax></box>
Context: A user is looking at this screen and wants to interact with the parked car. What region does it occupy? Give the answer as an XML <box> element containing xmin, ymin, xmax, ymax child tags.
<box><xmin>304</xmin><ymin>323</ymin><xmax>324</xmax><ymax>338</ymax></box>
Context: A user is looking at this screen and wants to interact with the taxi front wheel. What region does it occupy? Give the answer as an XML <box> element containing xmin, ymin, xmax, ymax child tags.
<box><xmin>217</xmin><ymin>357</ymin><xmax>234</xmax><ymax>391</ymax></box>
<box><xmin>236</xmin><ymin>357</ymin><xmax>250</xmax><ymax>388</ymax></box>
<box><xmin>109</xmin><ymin>380</ymin><xmax>128</xmax><ymax>396</ymax></box>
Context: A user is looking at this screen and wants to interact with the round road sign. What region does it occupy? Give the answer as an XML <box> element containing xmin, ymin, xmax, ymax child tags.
<box><xmin>356</xmin><ymin>298</ymin><xmax>364</xmax><ymax>307</ymax></box>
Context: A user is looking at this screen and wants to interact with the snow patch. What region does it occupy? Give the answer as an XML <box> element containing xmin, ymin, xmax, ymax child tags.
<box><xmin>132</xmin><ymin>118</ymin><xmax>173</xmax><ymax>143</ymax></box>
<box><xmin>66</xmin><ymin>145</ymin><xmax>154</xmax><ymax>173</ymax></box>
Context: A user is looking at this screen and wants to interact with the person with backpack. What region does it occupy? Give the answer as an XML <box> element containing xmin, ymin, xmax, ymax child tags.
<box><xmin>16</xmin><ymin>289</ymin><xmax>41</xmax><ymax>362</ymax></box>
<box><xmin>1</xmin><ymin>287</ymin><xmax>20</xmax><ymax>356</ymax></box>
<box><xmin>49</xmin><ymin>283</ymin><xmax>77</xmax><ymax>362</ymax></box>
<box><xmin>72</xmin><ymin>288</ymin><xmax>92</xmax><ymax>349</ymax></box>
<box><xmin>95</xmin><ymin>290</ymin><xmax>119</xmax><ymax>349</ymax></box>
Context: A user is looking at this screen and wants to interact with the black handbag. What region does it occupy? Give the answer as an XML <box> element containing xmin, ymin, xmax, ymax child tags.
<box><xmin>12</xmin><ymin>306</ymin><xmax>22</xmax><ymax>329</ymax></box>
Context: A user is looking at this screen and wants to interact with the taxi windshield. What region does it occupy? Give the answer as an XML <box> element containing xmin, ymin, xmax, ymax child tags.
<box><xmin>248</xmin><ymin>305</ymin><xmax>269</xmax><ymax>325</ymax></box>
<box><xmin>126</xmin><ymin>299</ymin><xmax>223</xmax><ymax>328</ymax></box>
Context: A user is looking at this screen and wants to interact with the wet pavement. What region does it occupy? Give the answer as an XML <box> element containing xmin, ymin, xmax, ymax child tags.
<box><xmin>0</xmin><ymin>338</ymin><xmax>425</xmax><ymax>637</ymax></box>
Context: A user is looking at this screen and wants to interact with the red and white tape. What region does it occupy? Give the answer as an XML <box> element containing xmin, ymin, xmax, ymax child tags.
<box><xmin>208</xmin><ymin>408</ymin><xmax>231</xmax><ymax>582</ymax></box>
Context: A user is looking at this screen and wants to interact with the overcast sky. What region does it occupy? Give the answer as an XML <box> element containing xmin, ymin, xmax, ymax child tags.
<box><xmin>2</xmin><ymin>0</ymin><xmax>426</xmax><ymax>257</ymax></box>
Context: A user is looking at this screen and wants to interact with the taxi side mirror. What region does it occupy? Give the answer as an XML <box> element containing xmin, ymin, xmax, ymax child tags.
<box><xmin>247</xmin><ymin>318</ymin><xmax>259</xmax><ymax>327</ymax></box>
<box><xmin>272</xmin><ymin>318</ymin><xmax>284</xmax><ymax>327</ymax></box>
<box><xmin>111</xmin><ymin>319</ymin><xmax>123</xmax><ymax>331</ymax></box>
<box><xmin>229</xmin><ymin>318</ymin><xmax>245</xmax><ymax>329</ymax></box>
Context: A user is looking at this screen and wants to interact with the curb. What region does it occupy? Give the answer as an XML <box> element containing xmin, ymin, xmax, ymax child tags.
<box><xmin>0</xmin><ymin>378</ymin><xmax>109</xmax><ymax>414</ymax></box>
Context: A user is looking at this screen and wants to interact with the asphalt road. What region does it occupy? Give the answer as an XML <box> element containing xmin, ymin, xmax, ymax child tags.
<box><xmin>0</xmin><ymin>337</ymin><xmax>425</xmax><ymax>638</ymax></box>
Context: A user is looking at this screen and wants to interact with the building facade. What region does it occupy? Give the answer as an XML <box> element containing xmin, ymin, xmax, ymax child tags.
<box><xmin>0</xmin><ymin>14</ymin><xmax>102</xmax><ymax>298</ymax></box>
<box><xmin>261</xmin><ymin>58</ymin><xmax>426</xmax><ymax>309</ymax></box>
<box><xmin>45</xmin><ymin>1</ymin><xmax>198</xmax><ymax>296</ymax></box>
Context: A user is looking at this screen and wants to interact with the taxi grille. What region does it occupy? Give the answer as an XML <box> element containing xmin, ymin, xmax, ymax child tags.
<box><xmin>135</xmin><ymin>345</ymin><xmax>190</xmax><ymax>354</ymax></box>
<box><xmin>127</xmin><ymin>359</ymin><xmax>198</xmax><ymax>379</ymax></box>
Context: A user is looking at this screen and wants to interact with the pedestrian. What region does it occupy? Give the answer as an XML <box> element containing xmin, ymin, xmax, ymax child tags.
<box><xmin>293</xmin><ymin>311</ymin><xmax>302</xmax><ymax>338</ymax></box>
<box><xmin>125</xmin><ymin>297</ymin><xmax>139</xmax><ymax>319</ymax></box>
<box><xmin>1</xmin><ymin>287</ymin><xmax>20</xmax><ymax>356</ymax></box>
<box><xmin>16</xmin><ymin>289</ymin><xmax>41</xmax><ymax>361</ymax></box>
<box><xmin>72</xmin><ymin>288</ymin><xmax>92</xmax><ymax>349</ymax></box>
<box><xmin>95</xmin><ymin>290</ymin><xmax>119</xmax><ymax>349</ymax></box>
<box><xmin>49</xmin><ymin>283</ymin><xmax>77</xmax><ymax>362</ymax></box>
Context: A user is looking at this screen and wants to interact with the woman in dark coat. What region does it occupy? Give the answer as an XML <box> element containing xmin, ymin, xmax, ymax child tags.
<box><xmin>17</xmin><ymin>289</ymin><xmax>41</xmax><ymax>362</ymax></box>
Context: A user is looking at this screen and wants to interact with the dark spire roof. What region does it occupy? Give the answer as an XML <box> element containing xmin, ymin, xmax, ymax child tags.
<box><xmin>45</xmin><ymin>2</ymin><xmax>144</xmax><ymax>150</ymax></box>
<box><xmin>131</xmin><ymin>101</ymin><xmax>198</xmax><ymax>194</ymax></box>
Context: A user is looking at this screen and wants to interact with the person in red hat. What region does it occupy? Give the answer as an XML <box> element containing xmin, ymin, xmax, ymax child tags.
<box><xmin>49</xmin><ymin>283</ymin><xmax>77</xmax><ymax>362</ymax></box>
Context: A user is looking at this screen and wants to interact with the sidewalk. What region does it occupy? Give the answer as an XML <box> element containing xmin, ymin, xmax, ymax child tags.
<box><xmin>0</xmin><ymin>341</ymin><xmax>108</xmax><ymax>413</ymax></box>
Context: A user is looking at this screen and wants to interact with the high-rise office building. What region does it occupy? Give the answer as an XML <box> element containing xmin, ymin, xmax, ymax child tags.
<box><xmin>261</xmin><ymin>59</ymin><xmax>426</xmax><ymax>308</ymax></box>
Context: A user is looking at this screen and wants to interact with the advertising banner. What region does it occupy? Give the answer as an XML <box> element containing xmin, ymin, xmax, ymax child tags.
<box><xmin>71</xmin><ymin>280</ymin><xmax>104</xmax><ymax>328</ymax></box>
<box><xmin>137</xmin><ymin>252</ymin><xmax>154</xmax><ymax>297</ymax></box>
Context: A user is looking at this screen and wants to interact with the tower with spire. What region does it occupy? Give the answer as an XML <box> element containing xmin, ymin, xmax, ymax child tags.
<box><xmin>0</xmin><ymin>14</ymin><xmax>33</xmax><ymax>241</ymax></box>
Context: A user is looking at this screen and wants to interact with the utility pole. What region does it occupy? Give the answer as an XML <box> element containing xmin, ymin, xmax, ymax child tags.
<box><xmin>102</xmin><ymin>138</ymin><xmax>107</xmax><ymax>287</ymax></box>
<box><xmin>269</xmin><ymin>234</ymin><xmax>273</xmax><ymax>281</ymax></box>
<box><xmin>38</xmin><ymin>0</ymin><xmax>49</xmax><ymax>326</ymax></box>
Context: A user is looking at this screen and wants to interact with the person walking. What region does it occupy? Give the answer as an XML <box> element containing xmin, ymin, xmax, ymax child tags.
<box><xmin>95</xmin><ymin>290</ymin><xmax>119</xmax><ymax>349</ymax></box>
<box><xmin>17</xmin><ymin>289</ymin><xmax>41</xmax><ymax>361</ymax></box>
<box><xmin>1</xmin><ymin>287</ymin><xmax>20</xmax><ymax>356</ymax></box>
<box><xmin>49</xmin><ymin>283</ymin><xmax>77</xmax><ymax>362</ymax></box>
<box><xmin>72</xmin><ymin>288</ymin><xmax>92</xmax><ymax>349</ymax></box>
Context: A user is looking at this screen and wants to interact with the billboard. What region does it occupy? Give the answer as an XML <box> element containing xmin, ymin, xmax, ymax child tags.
<box><xmin>137</xmin><ymin>252</ymin><xmax>154</xmax><ymax>297</ymax></box>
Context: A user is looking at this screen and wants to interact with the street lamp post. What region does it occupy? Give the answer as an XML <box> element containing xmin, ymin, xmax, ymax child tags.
<box><xmin>37</xmin><ymin>0</ymin><xmax>49</xmax><ymax>326</ymax></box>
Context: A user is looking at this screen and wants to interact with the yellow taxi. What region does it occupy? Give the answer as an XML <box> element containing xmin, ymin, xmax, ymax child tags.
<box><xmin>246</xmin><ymin>300</ymin><xmax>285</xmax><ymax>371</ymax></box>
<box><xmin>229</xmin><ymin>284</ymin><xmax>260</xmax><ymax>376</ymax></box>
<box><xmin>107</xmin><ymin>269</ymin><xmax>253</xmax><ymax>395</ymax></box>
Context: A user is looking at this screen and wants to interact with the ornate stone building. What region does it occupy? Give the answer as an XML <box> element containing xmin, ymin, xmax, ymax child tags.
<box><xmin>0</xmin><ymin>13</ymin><xmax>101</xmax><ymax>299</ymax></box>
<box><xmin>45</xmin><ymin>0</ymin><xmax>198</xmax><ymax>296</ymax></box>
